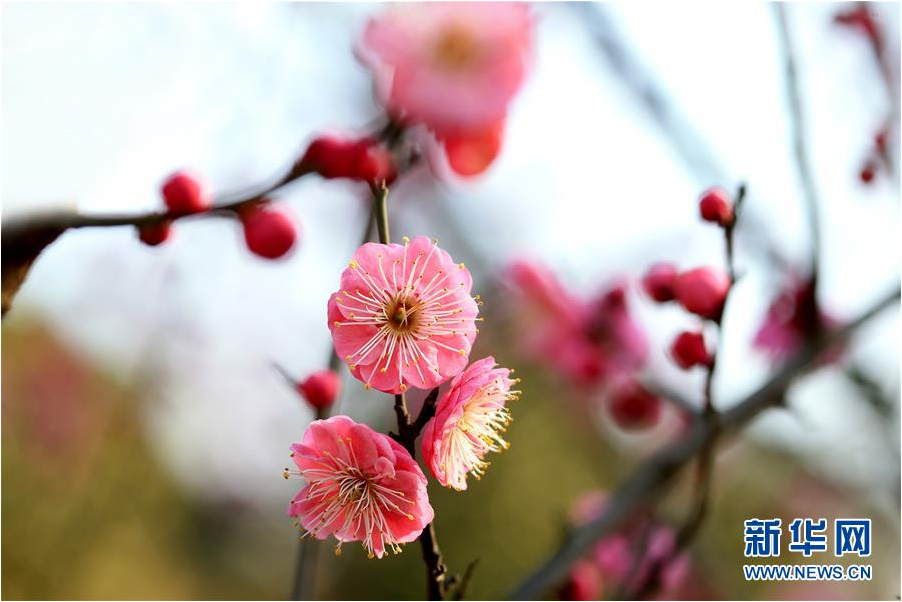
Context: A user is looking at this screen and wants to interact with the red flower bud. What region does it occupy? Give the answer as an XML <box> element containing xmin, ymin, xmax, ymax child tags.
<box><xmin>670</xmin><ymin>330</ymin><xmax>710</xmax><ymax>369</ymax></box>
<box><xmin>642</xmin><ymin>262</ymin><xmax>679</xmax><ymax>302</ymax></box>
<box><xmin>161</xmin><ymin>171</ymin><xmax>209</xmax><ymax>215</ymax></box>
<box><xmin>698</xmin><ymin>187</ymin><xmax>734</xmax><ymax>226</ymax></box>
<box><xmin>875</xmin><ymin>129</ymin><xmax>889</xmax><ymax>153</ymax></box>
<box><xmin>241</xmin><ymin>204</ymin><xmax>298</xmax><ymax>260</ymax></box>
<box><xmin>299</xmin><ymin>135</ymin><xmax>396</xmax><ymax>183</ymax></box>
<box><xmin>859</xmin><ymin>161</ymin><xmax>876</xmax><ymax>184</ymax></box>
<box><xmin>298</xmin><ymin>369</ymin><xmax>341</xmax><ymax>411</ymax></box>
<box><xmin>606</xmin><ymin>380</ymin><xmax>662</xmax><ymax>430</ymax></box>
<box><xmin>137</xmin><ymin>220</ymin><xmax>172</xmax><ymax>246</ymax></box>
<box><xmin>675</xmin><ymin>267</ymin><xmax>730</xmax><ymax>320</ymax></box>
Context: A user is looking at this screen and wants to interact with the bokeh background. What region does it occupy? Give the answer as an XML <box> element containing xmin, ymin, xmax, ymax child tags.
<box><xmin>2</xmin><ymin>2</ymin><xmax>900</xmax><ymax>600</ymax></box>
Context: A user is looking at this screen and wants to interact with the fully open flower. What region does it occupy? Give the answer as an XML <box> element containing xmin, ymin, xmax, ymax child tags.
<box><xmin>286</xmin><ymin>415</ymin><xmax>433</xmax><ymax>558</ymax></box>
<box><xmin>328</xmin><ymin>236</ymin><xmax>479</xmax><ymax>394</ymax></box>
<box><xmin>421</xmin><ymin>357</ymin><xmax>519</xmax><ymax>490</ymax></box>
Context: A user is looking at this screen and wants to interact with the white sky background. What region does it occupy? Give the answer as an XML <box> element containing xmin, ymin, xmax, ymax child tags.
<box><xmin>2</xmin><ymin>3</ymin><xmax>900</xmax><ymax>514</ymax></box>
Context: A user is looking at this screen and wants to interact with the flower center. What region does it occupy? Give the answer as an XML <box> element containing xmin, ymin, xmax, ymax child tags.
<box><xmin>433</xmin><ymin>25</ymin><xmax>481</xmax><ymax>72</ymax></box>
<box><xmin>386</xmin><ymin>295</ymin><xmax>420</xmax><ymax>333</ymax></box>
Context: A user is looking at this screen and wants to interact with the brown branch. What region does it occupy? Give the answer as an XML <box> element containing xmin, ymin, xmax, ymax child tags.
<box><xmin>0</xmin><ymin>161</ymin><xmax>313</xmax><ymax>319</ymax></box>
<box><xmin>451</xmin><ymin>559</ymin><xmax>480</xmax><ymax>601</ymax></box>
<box><xmin>509</xmin><ymin>285</ymin><xmax>899</xmax><ymax>600</ymax></box>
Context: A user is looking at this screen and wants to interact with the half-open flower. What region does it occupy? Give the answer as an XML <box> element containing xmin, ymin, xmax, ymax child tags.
<box><xmin>421</xmin><ymin>357</ymin><xmax>519</xmax><ymax>490</ymax></box>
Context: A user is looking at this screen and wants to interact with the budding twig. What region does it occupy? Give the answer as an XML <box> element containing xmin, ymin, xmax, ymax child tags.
<box><xmin>510</xmin><ymin>285</ymin><xmax>900</xmax><ymax>600</ymax></box>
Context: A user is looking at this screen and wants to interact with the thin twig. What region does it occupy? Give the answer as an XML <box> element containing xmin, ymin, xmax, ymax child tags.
<box><xmin>509</xmin><ymin>286</ymin><xmax>899</xmax><ymax>600</ymax></box>
<box><xmin>775</xmin><ymin>4</ymin><xmax>823</xmax><ymax>295</ymax></box>
<box><xmin>623</xmin><ymin>184</ymin><xmax>746</xmax><ymax>600</ymax></box>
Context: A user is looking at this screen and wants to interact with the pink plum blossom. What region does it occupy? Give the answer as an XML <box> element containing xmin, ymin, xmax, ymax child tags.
<box><xmin>357</xmin><ymin>2</ymin><xmax>532</xmax><ymax>136</ymax></box>
<box><xmin>358</xmin><ymin>3</ymin><xmax>532</xmax><ymax>176</ymax></box>
<box><xmin>567</xmin><ymin>492</ymin><xmax>694</xmax><ymax>599</ymax></box>
<box><xmin>328</xmin><ymin>236</ymin><xmax>479</xmax><ymax>394</ymax></box>
<box><xmin>504</xmin><ymin>261</ymin><xmax>648</xmax><ymax>390</ymax></box>
<box><xmin>753</xmin><ymin>277</ymin><xmax>841</xmax><ymax>361</ymax></box>
<box><xmin>286</xmin><ymin>415</ymin><xmax>433</xmax><ymax>558</ymax></box>
<box><xmin>560</xmin><ymin>559</ymin><xmax>604</xmax><ymax>601</ymax></box>
<box><xmin>421</xmin><ymin>357</ymin><xmax>519</xmax><ymax>490</ymax></box>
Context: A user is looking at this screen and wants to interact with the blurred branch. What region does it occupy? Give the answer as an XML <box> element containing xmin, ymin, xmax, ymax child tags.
<box><xmin>570</xmin><ymin>3</ymin><xmax>728</xmax><ymax>182</ymax></box>
<box><xmin>624</xmin><ymin>184</ymin><xmax>747</xmax><ymax>600</ymax></box>
<box><xmin>774</xmin><ymin>4</ymin><xmax>823</xmax><ymax>295</ymax></box>
<box><xmin>451</xmin><ymin>559</ymin><xmax>480</xmax><ymax>601</ymax></box>
<box><xmin>571</xmin><ymin>3</ymin><xmax>792</xmax><ymax>282</ymax></box>
<box><xmin>510</xmin><ymin>285</ymin><xmax>900</xmax><ymax>600</ymax></box>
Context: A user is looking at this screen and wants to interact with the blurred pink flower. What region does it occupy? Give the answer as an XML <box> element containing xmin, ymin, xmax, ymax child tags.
<box><xmin>504</xmin><ymin>261</ymin><xmax>648</xmax><ymax>390</ymax></box>
<box><xmin>674</xmin><ymin>266</ymin><xmax>730</xmax><ymax>321</ymax></box>
<box><xmin>568</xmin><ymin>492</ymin><xmax>694</xmax><ymax>599</ymax></box>
<box><xmin>604</xmin><ymin>379</ymin><xmax>663</xmax><ymax>430</ymax></box>
<box><xmin>560</xmin><ymin>559</ymin><xmax>604</xmax><ymax>601</ymax></box>
<box><xmin>421</xmin><ymin>357</ymin><xmax>518</xmax><ymax>490</ymax></box>
<box><xmin>328</xmin><ymin>236</ymin><xmax>479</xmax><ymax>394</ymax></box>
<box><xmin>569</xmin><ymin>489</ymin><xmax>608</xmax><ymax>526</ymax></box>
<box><xmin>753</xmin><ymin>278</ymin><xmax>841</xmax><ymax>361</ymax></box>
<box><xmin>430</xmin><ymin>119</ymin><xmax>506</xmax><ymax>178</ymax></box>
<box><xmin>358</xmin><ymin>2</ymin><xmax>532</xmax><ymax>135</ymax></box>
<box><xmin>358</xmin><ymin>3</ymin><xmax>532</xmax><ymax>176</ymax></box>
<box><xmin>286</xmin><ymin>416</ymin><xmax>433</xmax><ymax>558</ymax></box>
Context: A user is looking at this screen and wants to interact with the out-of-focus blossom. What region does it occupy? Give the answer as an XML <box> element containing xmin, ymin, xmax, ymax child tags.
<box><xmin>161</xmin><ymin>170</ymin><xmax>210</xmax><ymax>215</ymax></box>
<box><xmin>137</xmin><ymin>220</ymin><xmax>172</xmax><ymax>247</ymax></box>
<box><xmin>559</xmin><ymin>559</ymin><xmax>604</xmax><ymax>601</ymax></box>
<box><xmin>328</xmin><ymin>236</ymin><xmax>478</xmax><ymax>394</ymax></box>
<box><xmin>286</xmin><ymin>416</ymin><xmax>433</xmax><ymax>558</ymax></box>
<box><xmin>504</xmin><ymin>260</ymin><xmax>648</xmax><ymax>390</ymax></box>
<box><xmin>674</xmin><ymin>267</ymin><xmax>730</xmax><ymax>321</ymax></box>
<box><xmin>358</xmin><ymin>2</ymin><xmax>532</xmax><ymax>176</ymax></box>
<box><xmin>605</xmin><ymin>378</ymin><xmax>661</xmax><ymax>431</ymax></box>
<box><xmin>297</xmin><ymin>369</ymin><xmax>342</xmax><ymax>411</ymax></box>
<box><xmin>569</xmin><ymin>489</ymin><xmax>608</xmax><ymax>526</ymax></box>
<box><xmin>421</xmin><ymin>357</ymin><xmax>518</xmax><ymax>491</ymax></box>
<box><xmin>431</xmin><ymin>119</ymin><xmax>505</xmax><ymax>177</ymax></box>
<box><xmin>753</xmin><ymin>277</ymin><xmax>841</xmax><ymax>362</ymax></box>
<box><xmin>240</xmin><ymin>203</ymin><xmax>299</xmax><ymax>260</ymax></box>
<box><xmin>698</xmin><ymin>186</ymin><xmax>734</xmax><ymax>227</ymax></box>
<box><xmin>670</xmin><ymin>330</ymin><xmax>710</xmax><ymax>370</ymax></box>
<box><xmin>834</xmin><ymin>5</ymin><xmax>881</xmax><ymax>44</ymax></box>
<box><xmin>566</xmin><ymin>493</ymin><xmax>694</xmax><ymax>599</ymax></box>
<box><xmin>641</xmin><ymin>262</ymin><xmax>679</xmax><ymax>303</ymax></box>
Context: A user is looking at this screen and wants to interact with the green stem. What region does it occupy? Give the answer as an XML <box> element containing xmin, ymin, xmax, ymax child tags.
<box><xmin>372</xmin><ymin>184</ymin><xmax>391</xmax><ymax>245</ymax></box>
